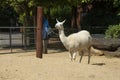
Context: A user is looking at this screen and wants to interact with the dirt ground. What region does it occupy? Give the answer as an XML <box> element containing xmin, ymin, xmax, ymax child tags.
<box><xmin>0</xmin><ymin>49</ymin><xmax>120</xmax><ymax>80</ymax></box>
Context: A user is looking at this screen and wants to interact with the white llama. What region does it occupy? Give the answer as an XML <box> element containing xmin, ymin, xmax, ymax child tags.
<box><xmin>55</xmin><ymin>19</ymin><xmax>92</xmax><ymax>64</ymax></box>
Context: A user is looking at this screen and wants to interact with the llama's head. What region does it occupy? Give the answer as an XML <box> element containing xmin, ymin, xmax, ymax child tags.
<box><xmin>55</xmin><ymin>19</ymin><xmax>66</xmax><ymax>30</ymax></box>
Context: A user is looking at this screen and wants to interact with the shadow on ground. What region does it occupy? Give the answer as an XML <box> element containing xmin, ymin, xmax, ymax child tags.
<box><xmin>92</xmin><ymin>63</ymin><xmax>106</xmax><ymax>66</ymax></box>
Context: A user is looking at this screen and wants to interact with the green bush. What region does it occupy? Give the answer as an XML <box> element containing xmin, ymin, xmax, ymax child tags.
<box><xmin>105</xmin><ymin>24</ymin><xmax>120</xmax><ymax>39</ymax></box>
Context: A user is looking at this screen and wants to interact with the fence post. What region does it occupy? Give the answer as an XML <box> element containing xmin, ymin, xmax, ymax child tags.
<box><xmin>9</xmin><ymin>28</ymin><xmax>12</xmax><ymax>53</ymax></box>
<box><xmin>43</xmin><ymin>40</ymin><xmax>48</xmax><ymax>54</ymax></box>
<box><xmin>36</xmin><ymin>7</ymin><xmax>43</xmax><ymax>58</ymax></box>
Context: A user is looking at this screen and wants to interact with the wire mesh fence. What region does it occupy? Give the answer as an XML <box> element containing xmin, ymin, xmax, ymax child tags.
<box><xmin>0</xmin><ymin>26</ymin><xmax>107</xmax><ymax>54</ymax></box>
<box><xmin>0</xmin><ymin>27</ymin><xmax>36</xmax><ymax>53</ymax></box>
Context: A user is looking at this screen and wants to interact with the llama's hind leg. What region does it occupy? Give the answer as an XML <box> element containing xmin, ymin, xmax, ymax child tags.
<box><xmin>79</xmin><ymin>51</ymin><xmax>84</xmax><ymax>63</ymax></box>
<box><xmin>88</xmin><ymin>47</ymin><xmax>91</xmax><ymax>64</ymax></box>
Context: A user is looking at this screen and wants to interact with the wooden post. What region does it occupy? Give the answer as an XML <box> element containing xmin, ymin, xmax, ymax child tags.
<box><xmin>36</xmin><ymin>7</ymin><xmax>43</xmax><ymax>58</ymax></box>
<box><xmin>43</xmin><ymin>40</ymin><xmax>48</xmax><ymax>54</ymax></box>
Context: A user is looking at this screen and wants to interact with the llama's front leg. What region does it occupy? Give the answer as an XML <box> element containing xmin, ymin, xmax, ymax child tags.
<box><xmin>73</xmin><ymin>52</ymin><xmax>77</xmax><ymax>62</ymax></box>
<box><xmin>79</xmin><ymin>51</ymin><xmax>84</xmax><ymax>63</ymax></box>
<box><xmin>69</xmin><ymin>52</ymin><xmax>73</xmax><ymax>62</ymax></box>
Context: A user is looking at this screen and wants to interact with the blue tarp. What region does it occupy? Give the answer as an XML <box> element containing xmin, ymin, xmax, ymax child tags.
<box><xmin>42</xmin><ymin>17</ymin><xmax>50</xmax><ymax>40</ymax></box>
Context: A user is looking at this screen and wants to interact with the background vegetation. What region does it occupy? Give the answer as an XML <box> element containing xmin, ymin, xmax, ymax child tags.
<box><xmin>0</xmin><ymin>0</ymin><xmax>120</xmax><ymax>35</ymax></box>
<box><xmin>105</xmin><ymin>24</ymin><xmax>120</xmax><ymax>39</ymax></box>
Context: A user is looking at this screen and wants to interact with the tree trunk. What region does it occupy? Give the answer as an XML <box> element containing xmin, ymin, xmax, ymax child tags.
<box><xmin>71</xmin><ymin>6</ymin><xmax>83</xmax><ymax>31</ymax></box>
<box><xmin>76</xmin><ymin>6</ymin><xmax>83</xmax><ymax>30</ymax></box>
<box><xmin>71</xmin><ymin>6</ymin><xmax>77</xmax><ymax>28</ymax></box>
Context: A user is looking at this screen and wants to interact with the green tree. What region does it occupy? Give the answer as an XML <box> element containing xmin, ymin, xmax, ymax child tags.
<box><xmin>1</xmin><ymin>0</ymin><xmax>120</xmax><ymax>29</ymax></box>
<box><xmin>9</xmin><ymin>0</ymin><xmax>34</xmax><ymax>26</ymax></box>
<box><xmin>0</xmin><ymin>0</ymin><xmax>18</xmax><ymax>26</ymax></box>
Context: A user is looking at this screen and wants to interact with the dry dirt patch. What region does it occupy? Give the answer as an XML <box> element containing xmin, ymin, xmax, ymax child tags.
<box><xmin>0</xmin><ymin>50</ymin><xmax>120</xmax><ymax>80</ymax></box>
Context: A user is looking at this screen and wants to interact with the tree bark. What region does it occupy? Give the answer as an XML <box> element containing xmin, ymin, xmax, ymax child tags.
<box><xmin>71</xmin><ymin>6</ymin><xmax>83</xmax><ymax>31</ymax></box>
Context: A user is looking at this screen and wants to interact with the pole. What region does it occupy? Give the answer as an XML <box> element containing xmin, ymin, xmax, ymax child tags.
<box><xmin>9</xmin><ymin>28</ymin><xmax>12</xmax><ymax>53</ymax></box>
<box><xmin>36</xmin><ymin>7</ymin><xmax>43</xmax><ymax>58</ymax></box>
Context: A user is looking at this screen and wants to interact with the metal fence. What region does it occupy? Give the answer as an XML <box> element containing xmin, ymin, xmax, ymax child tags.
<box><xmin>0</xmin><ymin>27</ymin><xmax>36</xmax><ymax>53</ymax></box>
<box><xmin>0</xmin><ymin>26</ymin><xmax>107</xmax><ymax>54</ymax></box>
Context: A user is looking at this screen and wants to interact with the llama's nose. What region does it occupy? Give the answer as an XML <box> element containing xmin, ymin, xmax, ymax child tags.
<box><xmin>55</xmin><ymin>25</ymin><xmax>57</xmax><ymax>28</ymax></box>
<box><xmin>55</xmin><ymin>25</ymin><xmax>58</xmax><ymax>28</ymax></box>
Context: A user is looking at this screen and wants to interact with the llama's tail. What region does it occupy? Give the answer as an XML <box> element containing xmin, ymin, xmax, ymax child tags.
<box><xmin>90</xmin><ymin>46</ymin><xmax>104</xmax><ymax>56</ymax></box>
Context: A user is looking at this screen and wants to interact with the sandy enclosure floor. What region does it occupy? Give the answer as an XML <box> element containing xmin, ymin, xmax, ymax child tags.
<box><xmin>0</xmin><ymin>49</ymin><xmax>120</xmax><ymax>80</ymax></box>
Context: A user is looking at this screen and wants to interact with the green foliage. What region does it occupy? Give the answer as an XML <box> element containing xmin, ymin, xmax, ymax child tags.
<box><xmin>0</xmin><ymin>0</ymin><xmax>120</xmax><ymax>28</ymax></box>
<box><xmin>0</xmin><ymin>4</ymin><xmax>18</xmax><ymax>26</ymax></box>
<box><xmin>49</xmin><ymin>5</ymin><xmax>71</xmax><ymax>28</ymax></box>
<box><xmin>81</xmin><ymin>1</ymin><xmax>120</xmax><ymax>26</ymax></box>
<box><xmin>81</xmin><ymin>13</ymin><xmax>120</xmax><ymax>26</ymax></box>
<box><xmin>113</xmin><ymin>0</ymin><xmax>120</xmax><ymax>7</ymax></box>
<box><xmin>105</xmin><ymin>24</ymin><xmax>120</xmax><ymax>39</ymax></box>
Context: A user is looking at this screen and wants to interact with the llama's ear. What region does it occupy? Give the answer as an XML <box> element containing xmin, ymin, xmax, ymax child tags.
<box><xmin>56</xmin><ymin>18</ymin><xmax>59</xmax><ymax>23</ymax></box>
<box><xmin>62</xmin><ymin>19</ymin><xmax>66</xmax><ymax>24</ymax></box>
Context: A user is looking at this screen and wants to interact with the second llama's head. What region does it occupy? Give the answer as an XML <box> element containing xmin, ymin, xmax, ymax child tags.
<box><xmin>55</xmin><ymin>19</ymin><xmax>66</xmax><ymax>30</ymax></box>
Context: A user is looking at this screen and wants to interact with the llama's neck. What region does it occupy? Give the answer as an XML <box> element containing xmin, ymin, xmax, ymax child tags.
<box><xmin>58</xmin><ymin>29</ymin><xmax>67</xmax><ymax>47</ymax></box>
